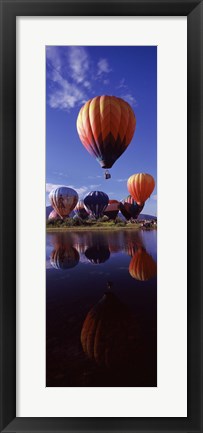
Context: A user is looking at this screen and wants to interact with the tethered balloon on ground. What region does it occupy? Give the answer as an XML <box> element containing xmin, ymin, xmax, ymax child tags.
<box><xmin>84</xmin><ymin>191</ymin><xmax>109</xmax><ymax>219</ymax></box>
<box><xmin>49</xmin><ymin>186</ymin><xmax>78</xmax><ymax>219</ymax></box>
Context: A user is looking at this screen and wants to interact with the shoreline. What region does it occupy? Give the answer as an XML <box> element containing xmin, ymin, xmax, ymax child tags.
<box><xmin>46</xmin><ymin>225</ymin><xmax>157</xmax><ymax>232</ymax></box>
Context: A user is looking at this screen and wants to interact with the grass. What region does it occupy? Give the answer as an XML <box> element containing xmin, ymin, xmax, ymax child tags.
<box><xmin>46</xmin><ymin>216</ymin><xmax>156</xmax><ymax>232</ymax></box>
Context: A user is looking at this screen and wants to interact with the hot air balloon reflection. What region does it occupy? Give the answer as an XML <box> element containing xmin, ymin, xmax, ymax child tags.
<box><xmin>49</xmin><ymin>186</ymin><xmax>78</xmax><ymax>219</ymax></box>
<box><xmin>129</xmin><ymin>248</ymin><xmax>157</xmax><ymax>281</ymax></box>
<box><xmin>84</xmin><ymin>191</ymin><xmax>109</xmax><ymax>219</ymax></box>
<box><xmin>77</xmin><ymin>95</ymin><xmax>136</xmax><ymax>179</ymax></box>
<box><xmin>85</xmin><ymin>245</ymin><xmax>110</xmax><ymax>264</ymax></box>
<box><xmin>50</xmin><ymin>246</ymin><xmax>79</xmax><ymax>270</ymax></box>
<box><xmin>127</xmin><ymin>173</ymin><xmax>155</xmax><ymax>206</ymax></box>
<box><xmin>81</xmin><ymin>292</ymin><xmax>137</xmax><ymax>369</ymax></box>
<box><xmin>103</xmin><ymin>200</ymin><xmax>120</xmax><ymax>220</ymax></box>
<box><xmin>122</xmin><ymin>230</ymin><xmax>144</xmax><ymax>257</ymax></box>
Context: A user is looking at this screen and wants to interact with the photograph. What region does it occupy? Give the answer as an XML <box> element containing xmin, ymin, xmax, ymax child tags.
<box><xmin>46</xmin><ymin>46</ymin><xmax>157</xmax><ymax>387</ymax></box>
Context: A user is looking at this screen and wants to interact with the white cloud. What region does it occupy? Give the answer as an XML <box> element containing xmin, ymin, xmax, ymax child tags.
<box><xmin>68</xmin><ymin>47</ymin><xmax>89</xmax><ymax>84</ymax></box>
<box><xmin>47</xmin><ymin>47</ymin><xmax>138</xmax><ymax>114</ymax></box>
<box><xmin>116</xmin><ymin>78</ymin><xmax>137</xmax><ymax>107</ymax></box>
<box><xmin>48</xmin><ymin>69</ymin><xmax>86</xmax><ymax>110</ymax></box>
<box><xmin>152</xmin><ymin>194</ymin><xmax>157</xmax><ymax>200</ymax></box>
<box><xmin>97</xmin><ymin>58</ymin><xmax>112</xmax><ymax>76</ymax></box>
<box><xmin>46</xmin><ymin>183</ymin><xmax>61</xmax><ymax>193</ymax></box>
<box><xmin>46</xmin><ymin>46</ymin><xmax>62</xmax><ymax>71</ymax></box>
<box><xmin>47</xmin><ymin>47</ymin><xmax>88</xmax><ymax>110</ymax></box>
<box><xmin>68</xmin><ymin>185</ymin><xmax>89</xmax><ymax>198</ymax></box>
<box><xmin>117</xmin><ymin>78</ymin><xmax>127</xmax><ymax>89</ymax></box>
<box><xmin>46</xmin><ymin>183</ymin><xmax>88</xmax><ymax>198</ymax></box>
<box><xmin>116</xmin><ymin>178</ymin><xmax>127</xmax><ymax>182</ymax></box>
<box><xmin>76</xmin><ymin>187</ymin><xmax>89</xmax><ymax>198</ymax></box>
<box><xmin>83</xmin><ymin>80</ymin><xmax>91</xmax><ymax>89</ymax></box>
<box><xmin>121</xmin><ymin>93</ymin><xmax>137</xmax><ymax>106</ymax></box>
<box><xmin>87</xmin><ymin>175</ymin><xmax>102</xmax><ymax>179</ymax></box>
<box><xmin>89</xmin><ymin>184</ymin><xmax>101</xmax><ymax>189</ymax></box>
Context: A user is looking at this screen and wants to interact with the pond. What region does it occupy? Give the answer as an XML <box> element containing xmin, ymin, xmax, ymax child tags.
<box><xmin>46</xmin><ymin>229</ymin><xmax>157</xmax><ymax>387</ymax></box>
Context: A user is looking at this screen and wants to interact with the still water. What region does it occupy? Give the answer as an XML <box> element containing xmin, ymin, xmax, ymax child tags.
<box><xmin>46</xmin><ymin>229</ymin><xmax>157</xmax><ymax>387</ymax></box>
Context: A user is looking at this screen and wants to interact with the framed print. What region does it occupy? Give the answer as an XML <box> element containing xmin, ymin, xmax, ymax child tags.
<box><xmin>0</xmin><ymin>0</ymin><xmax>202</xmax><ymax>432</ymax></box>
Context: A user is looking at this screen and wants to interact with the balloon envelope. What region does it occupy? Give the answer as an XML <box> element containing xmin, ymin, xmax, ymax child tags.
<box><xmin>48</xmin><ymin>209</ymin><xmax>60</xmax><ymax>221</ymax></box>
<box><xmin>81</xmin><ymin>292</ymin><xmax>137</xmax><ymax>368</ymax></box>
<box><xmin>122</xmin><ymin>195</ymin><xmax>144</xmax><ymax>219</ymax></box>
<box><xmin>77</xmin><ymin>95</ymin><xmax>136</xmax><ymax>169</ymax></box>
<box><xmin>127</xmin><ymin>173</ymin><xmax>155</xmax><ymax>205</ymax></box>
<box><xmin>129</xmin><ymin>248</ymin><xmax>157</xmax><ymax>281</ymax></box>
<box><xmin>85</xmin><ymin>245</ymin><xmax>110</xmax><ymax>264</ymax></box>
<box><xmin>49</xmin><ymin>186</ymin><xmax>78</xmax><ymax>219</ymax></box>
<box><xmin>74</xmin><ymin>200</ymin><xmax>89</xmax><ymax>220</ymax></box>
<box><xmin>104</xmin><ymin>200</ymin><xmax>120</xmax><ymax>220</ymax></box>
<box><xmin>50</xmin><ymin>246</ymin><xmax>79</xmax><ymax>270</ymax></box>
<box><xmin>84</xmin><ymin>191</ymin><xmax>109</xmax><ymax>218</ymax></box>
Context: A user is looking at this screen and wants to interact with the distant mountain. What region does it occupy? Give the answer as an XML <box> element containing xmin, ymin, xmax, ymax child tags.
<box><xmin>118</xmin><ymin>211</ymin><xmax>156</xmax><ymax>221</ymax></box>
<box><xmin>46</xmin><ymin>206</ymin><xmax>52</xmax><ymax>219</ymax></box>
<box><xmin>138</xmin><ymin>214</ymin><xmax>157</xmax><ymax>221</ymax></box>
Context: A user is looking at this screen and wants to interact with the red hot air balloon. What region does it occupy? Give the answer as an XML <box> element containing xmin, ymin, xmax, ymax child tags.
<box><xmin>77</xmin><ymin>96</ymin><xmax>136</xmax><ymax>179</ymax></box>
<box><xmin>127</xmin><ymin>173</ymin><xmax>155</xmax><ymax>205</ymax></box>
<box><xmin>49</xmin><ymin>186</ymin><xmax>78</xmax><ymax>219</ymax></box>
<box><xmin>120</xmin><ymin>195</ymin><xmax>144</xmax><ymax>220</ymax></box>
<box><xmin>104</xmin><ymin>199</ymin><xmax>120</xmax><ymax>220</ymax></box>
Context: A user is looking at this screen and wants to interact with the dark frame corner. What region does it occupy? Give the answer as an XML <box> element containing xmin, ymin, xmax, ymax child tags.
<box><xmin>0</xmin><ymin>1</ymin><xmax>202</xmax><ymax>432</ymax></box>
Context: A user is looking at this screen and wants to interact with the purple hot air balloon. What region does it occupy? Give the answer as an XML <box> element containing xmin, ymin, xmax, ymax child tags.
<box><xmin>84</xmin><ymin>191</ymin><xmax>109</xmax><ymax>219</ymax></box>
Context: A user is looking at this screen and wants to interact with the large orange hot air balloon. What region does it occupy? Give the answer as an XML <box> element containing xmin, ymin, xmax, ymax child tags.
<box><xmin>77</xmin><ymin>96</ymin><xmax>136</xmax><ymax>178</ymax></box>
<box><xmin>127</xmin><ymin>173</ymin><xmax>155</xmax><ymax>205</ymax></box>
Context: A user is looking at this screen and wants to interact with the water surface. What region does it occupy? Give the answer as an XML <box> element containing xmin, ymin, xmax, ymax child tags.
<box><xmin>46</xmin><ymin>229</ymin><xmax>157</xmax><ymax>387</ymax></box>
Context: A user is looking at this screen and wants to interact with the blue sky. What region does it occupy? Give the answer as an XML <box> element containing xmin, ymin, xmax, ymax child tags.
<box><xmin>46</xmin><ymin>46</ymin><xmax>157</xmax><ymax>215</ymax></box>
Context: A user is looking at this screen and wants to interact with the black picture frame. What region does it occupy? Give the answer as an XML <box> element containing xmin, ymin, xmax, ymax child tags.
<box><xmin>0</xmin><ymin>0</ymin><xmax>202</xmax><ymax>432</ymax></box>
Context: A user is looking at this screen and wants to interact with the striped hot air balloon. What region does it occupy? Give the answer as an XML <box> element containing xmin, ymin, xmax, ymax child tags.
<box><xmin>81</xmin><ymin>292</ymin><xmax>136</xmax><ymax>368</ymax></box>
<box><xmin>50</xmin><ymin>246</ymin><xmax>79</xmax><ymax>270</ymax></box>
<box><xmin>84</xmin><ymin>191</ymin><xmax>109</xmax><ymax>219</ymax></box>
<box><xmin>74</xmin><ymin>200</ymin><xmax>89</xmax><ymax>220</ymax></box>
<box><xmin>127</xmin><ymin>174</ymin><xmax>155</xmax><ymax>205</ymax></box>
<box><xmin>49</xmin><ymin>186</ymin><xmax>78</xmax><ymax>219</ymax></box>
<box><xmin>121</xmin><ymin>195</ymin><xmax>144</xmax><ymax>219</ymax></box>
<box><xmin>76</xmin><ymin>95</ymin><xmax>136</xmax><ymax>178</ymax></box>
<box><xmin>48</xmin><ymin>209</ymin><xmax>60</xmax><ymax>221</ymax></box>
<box><xmin>129</xmin><ymin>248</ymin><xmax>157</xmax><ymax>281</ymax></box>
